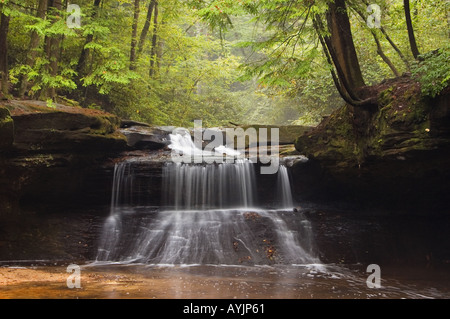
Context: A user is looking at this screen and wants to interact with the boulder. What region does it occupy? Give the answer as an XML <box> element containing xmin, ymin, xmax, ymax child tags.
<box><xmin>119</xmin><ymin>126</ymin><xmax>170</xmax><ymax>150</ymax></box>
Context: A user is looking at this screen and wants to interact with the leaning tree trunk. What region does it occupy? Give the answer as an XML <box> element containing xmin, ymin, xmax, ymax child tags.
<box><xmin>325</xmin><ymin>0</ymin><xmax>365</xmax><ymax>99</ymax></box>
<box><xmin>404</xmin><ymin>0</ymin><xmax>420</xmax><ymax>59</ymax></box>
<box><xmin>0</xmin><ymin>9</ymin><xmax>10</xmax><ymax>96</ymax></box>
<box><xmin>360</xmin><ymin>0</ymin><xmax>410</xmax><ymax>69</ymax></box>
<box><xmin>352</xmin><ymin>6</ymin><xmax>400</xmax><ymax>77</ymax></box>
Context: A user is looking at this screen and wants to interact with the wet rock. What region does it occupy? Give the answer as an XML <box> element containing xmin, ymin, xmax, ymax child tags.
<box><xmin>120</xmin><ymin>119</ymin><xmax>151</xmax><ymax>128</ymax></box>
<box><xmin>119</xmin><ymin>126</ymin><xmax>170</xmax><ymax>150</ymax></box>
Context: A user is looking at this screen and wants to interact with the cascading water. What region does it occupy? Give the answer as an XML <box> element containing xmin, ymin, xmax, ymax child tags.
<box><xmin>96</xmin><ymin>131</ymin><xmax>319</xmax><ymax>265</ymax></box>
<box><xmin>161</xmin><ymin>160</ymin><xmax>255</xmax><ymax>210</ymax></box>
<box><xmin>277</xmin><ymin>164</ymin><xmax>294</xmax><ymax>209</ymax></box>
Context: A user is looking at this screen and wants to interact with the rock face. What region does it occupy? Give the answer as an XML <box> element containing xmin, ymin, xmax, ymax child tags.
<box><xmin>293</xmin><ymin>77</ymin><xmax>450</xmax><ymax>212</ymax></box>
<box><xmin>0</xmin><ymin>106</ymin><xmax>13</xmax><ymax>150</ymax></box>
<box><xmin>0</xmin><ymin>100</ymin><xmax>130</xmax><ymax>215</ymax></box>
<box><xmin>4</xmin><ymin>100</ymin><xmax>127</xmax><ymax>152</ymax></box>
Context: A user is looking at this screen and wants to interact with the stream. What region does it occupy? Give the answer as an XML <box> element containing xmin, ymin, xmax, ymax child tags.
<box><xmin>1</xmin><ymin>131</ymin><xmax>449</xmax><ymax>299</ymax></box>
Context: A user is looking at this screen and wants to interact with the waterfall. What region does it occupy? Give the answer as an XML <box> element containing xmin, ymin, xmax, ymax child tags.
<box><xmin>96</xmin><ymin>162</ymin><xmax>132</xmax><ymax>261</ymax></box>
<box><xmin>95</xmin><ymin>132</ymin><xmax>319</xmax><ymax>265</ymax></box>
<box><xmin>277</xmin><ymin>165</ymin><xmax>294</xmax><ymax>209</ymax></box>
<box><xmin>162</xmin><ymin>160</ymin><xmax>255</xmax><ymax>210</ymax></box>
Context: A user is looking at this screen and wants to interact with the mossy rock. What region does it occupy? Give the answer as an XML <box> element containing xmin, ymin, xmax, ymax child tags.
<box><xmin>295</xmin><ymin>104</ymin><xmax>363</xmax><ymax>168</ymax></box>
<box><xmin>3</xmin><ymin>100</ymin><xmax>120</xmax><ymax>134</ymax></box>
<box><xmin>295</xmin><ymin>76</ymin><xmax>450</xmax><ymax>172</ymax></box>
<box><xmin>0</xmin><ymin>100</ymin><xmax>127</xmax><ymax>153</ymax></box>
<box><xmin>366</xmin><ymin>82</ymin><xmax>435</xmax><ymax>157</ymax></box>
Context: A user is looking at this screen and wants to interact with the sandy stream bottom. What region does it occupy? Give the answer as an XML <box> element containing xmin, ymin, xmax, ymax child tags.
<box><xmin>1</xmin><ymin>263</ymin><xmax>449</xmax><ymax>299</ymax></box>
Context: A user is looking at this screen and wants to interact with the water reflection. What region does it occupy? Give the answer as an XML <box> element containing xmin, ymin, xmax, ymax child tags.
<box><xmin>1</xmin><ymin>263</ymin><xmax>449</xmax><ymax>299</ymax></box>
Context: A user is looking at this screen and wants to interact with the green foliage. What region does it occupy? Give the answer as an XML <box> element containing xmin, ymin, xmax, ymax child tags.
<box><xmin>46</xmin><ymin>98</ymin><xmax>56</xmax><ymax>109</ymax></box>
<box><xmin>411</xmin><ymin>46</ymin><xmax>450</xmax><ymax>98</ymax></box>
<box><xmin>3</xmin><ymin>0</ymin><xmax>449</xmax><ymax>127</ymax></box>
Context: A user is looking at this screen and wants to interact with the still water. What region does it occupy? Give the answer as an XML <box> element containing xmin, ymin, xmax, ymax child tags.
<box><xmin>1</xmin><ymin>262</ymin><xmax>449</xmax><ymax>299</ymax></box>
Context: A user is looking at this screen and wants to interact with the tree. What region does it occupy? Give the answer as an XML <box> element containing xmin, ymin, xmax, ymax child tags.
<box><xmin>351</xmin><ymin>5</ymin><xmax>399</xmax><ymax>77</ymax></box>
<box><xmin>18</xmin><ymin>0</ymin><xmax>48</xmax><ymax>98</ymax></box>
<box><xmin>77</xmin><ymin>0</ymin><xmax>102</xmax><ymax>76</ymax></box>
<box><xmin>325</xmin><ymin>0</ymin><xmax>365</xmax><ymax>92</ymax></box>
<box><xmin>149</xmin><ymin>1</ymin><xmax>159</xmax><ymax>77</ymax></box>
<box><xmin>45</xmin><ymin>0</ymin><xmax>62</xmax><ymax>100</ymax></box>
<box><xmin>137</xmin><ymin>0</ymin><xmax>156</xmax><ymax>56</ymax></box>
<box><xmin>2</xmin><ymin>0</ymin><xmax>447</xmax><ymax>127</ymax></box>
<box><xmin>129</xmin><ymin>0</ymin><xmax>140</xmax><ymax>70</ymax></box>
<box><xmin>315</xmin><ymin>0</ymin><xmax>371</xmax><ymax>106</ymax></box>
<box><xmin>0</xmin><ymin>5</ymin><xmax>10</xmax><ymax>96</ymax></box>
<box><xmin>358</xmin><ymin>0</ymin><xmax>410</xmax><ymax>70</ymax></box>
<box><xmin>404</xmin><ymin>0</ymin><xmax>420</xmax><ymax>59</ymax></box>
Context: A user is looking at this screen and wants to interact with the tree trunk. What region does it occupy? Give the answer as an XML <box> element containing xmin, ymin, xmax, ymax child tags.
<box><xmin>0</xmin><ymin>9</ymin><xmax>10</xmax><ymax>96</ymax></box>
<box><xmin>359</xmin><ymin>0</ymin><xmax>410</xmax><ymax>69</ymax></box>
<box><xmin>129</xmin><ymin>0</ymin><xmax>140</xmax><ymax>70</ymax></box>
<box><xmin>149</xmin><ymin>1</ymin><xmax>159</xmax><ymax>78</ymax></box>
<box><xmin>45</xmin><ymin>0</ymin><xmax>62</xmax><ymax>100</ymax></box>
<box><xmin>314</xmin><ymin>14</ymin><xmax>375</xmax><ymax>108</ymax></box>
<box><xmin>325</xmin><ymin>0</ymin><xmax>365</xmax><ymax>97</ymax></box>
<box><xmin>373</xmin><ymin>32</ymin><xmax>400</xmax><ymax>77</ymax></box>
<box><xmin>404</xmin><ymin>0</ymin><xmax>420</xmax><ymax>59</ymax></box>
<box><xmin>137</xmin><ymin>0</ymin><xmax>156</xmax><ymax>56</ymax></box>
<box><xmin>352</xmin><ymin>5</ymin><xmax>401</xmax><ymax>76</ymax></box>
<box><xmin>77</xmin><ymin>0</ymin><xmax>102</xmax><ymax>75</ymax></box>
<box><xmin>379</xmin><ymin>25</ymin><xmax>410</xmax><ymax>70</ymax></box>
<box><xmin>18</xmin><ymin>0</ymin><xmax>48</xmax><ymax>98</ymax></box>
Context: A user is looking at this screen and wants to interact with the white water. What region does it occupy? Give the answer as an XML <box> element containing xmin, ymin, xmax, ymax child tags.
<box><xmin>162</xmin><ymin>159</ymin><xmax>256</xmax><ymax>210</ymax></box>
<box><xmin>168</xmin><ymin>128</ymin><xmax>241</xmax><ymax>158</ymax></box>
<box><xmin>277</xmin><ymin>165</ymin><xmax>294</xmax><ymax>208</ymax></box>
<box><xmin>96</xmin><ymin>132</ymin><xmax>319</xmax><ymax>265</ymax></box>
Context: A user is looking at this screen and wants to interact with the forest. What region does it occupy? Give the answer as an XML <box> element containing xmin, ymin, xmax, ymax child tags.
<box><xmin>1</xmin><ymin>0</ymin><xmax>450</xmax><ymax>301</ymax></box>
<box><xmin>0</xmin><ymin>0</ymin><xmax>448</xmax><ymax>127</ymax></box>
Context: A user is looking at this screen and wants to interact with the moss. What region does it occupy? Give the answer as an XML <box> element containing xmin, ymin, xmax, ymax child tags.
<box><xmin>89</xmin><ymin>115</ymin><xmax>119</xmax><ymax>135</ymax></box>
<box><xmin>295</xmin><ymin>104</ymin><xmax>364</xmax><ymax>167</ymax></box>
<box><xmin>378</xmin><ymin>87</ymin><xmax>394</xmax><ymax>107</ymax></box>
